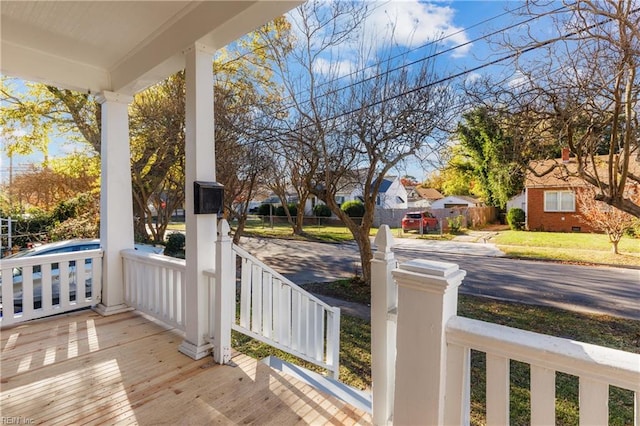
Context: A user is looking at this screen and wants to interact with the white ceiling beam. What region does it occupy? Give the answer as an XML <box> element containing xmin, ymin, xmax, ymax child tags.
<box><xmin>111</xmin><ymin>1</ymin><xmax>303</xmax><ymax>95</ymax></box>
<box><xmin>110</xmin><ymin>1</ymin><xmax>254</xmax><ymax>94</ymax></box>
<box><xmin>2</xmin><ymin>40</ymin><xmax>110</xmax><ymax>94</ymax></box>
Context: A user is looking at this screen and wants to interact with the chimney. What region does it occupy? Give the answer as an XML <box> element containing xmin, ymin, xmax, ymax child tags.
<box><xmin>562</xmin><ymin>147</ymin><xmax>570</xmax><ymax>163</ymax></box>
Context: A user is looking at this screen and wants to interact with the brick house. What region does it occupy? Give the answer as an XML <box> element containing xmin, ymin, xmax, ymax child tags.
<box><xmin>525</xmin><ymin>150</ymin><xmax>639</xmax><ymax>232</ymax></box>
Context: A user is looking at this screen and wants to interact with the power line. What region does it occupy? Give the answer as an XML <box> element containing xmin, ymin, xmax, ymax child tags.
<box><xmin>300</xmin><ymin>4</ymin><xmax>569</xmax><ymax>111</ymax></box>
<box><xmin>216</xmin><ymin>2</ymin><xmax>553</xmax><ymax>115</ymax></box>
<box><xmin>255</xmin><ymin>5</ymin><xmax>638</xmax><ymax>143</ymax></box>
<box><xmin>305</xmin><ymin>1</ymin><xmax>536</xmax><ymax>91</ymax></box>
<box><xmin>222</xmin><ymin>3</ymin><xmax>571</xmax><ymax>131</ymax></box>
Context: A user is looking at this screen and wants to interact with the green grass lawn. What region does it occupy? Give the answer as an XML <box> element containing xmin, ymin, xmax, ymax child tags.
<box><xmin>241</xmin><ymin>222</ymin><xmax>367</xmax><ymax>243</ymax></box>
<box><xmin>492</xmin><ymin>230</ymin><xmax>640</xmax><ymax>267</ymax></box>
<box><xmin>167</xmin><ymin>220</ymin><xmax>640</xmax><ymax>267</ymax></box>
<box><xmin>169</xmin><ymin>218</ymin><xmax>378</xmax><ymax>243</ymax></box>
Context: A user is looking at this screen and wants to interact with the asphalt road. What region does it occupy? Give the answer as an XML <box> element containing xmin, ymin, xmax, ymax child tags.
<box><xmin>239</xmin><ymin>236</ymin><xmax>640</xmax><ymax>320</ymax></box>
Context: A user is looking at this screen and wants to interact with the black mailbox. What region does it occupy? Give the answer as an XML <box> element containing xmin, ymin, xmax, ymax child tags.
<box><xmin>194</xmin><ymin>181</ymin><xmax>224</xmax><ymax>215</ymax></box>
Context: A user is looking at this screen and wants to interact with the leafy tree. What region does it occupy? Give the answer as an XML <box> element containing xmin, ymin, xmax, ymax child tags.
<box><xmin>506</xmin><ymin>208</ymin><xmax>526</xmax><ymax>231</ymax></box>
<box><xmin>341</xmin><ymin>200</ymin><xmax>365</xmax><ymax>218</ymax></box>
<box><xmin>575</xmin><ymin>186</ymin><xmax>639</xmax><ymax>254</ymax></box>
<box><xmin>3</xmin><ymin>154</ymin><xmax>99</xmax><ymax>213</ymax></box>
<box><xmin>421</xmin><ymin>171</ymin><xmax>446</xmax><ymax>194</ymax></box>
<box><xmin>215</xmin><ymin>17</ymin><xmax>293</xmax><ymax>243</ymax></box>
<box><xmin>1</xmin><ymin>19</ymin><xmax>293</xmax><ymax>243</ymax></box>
<box><xmin>453</xmin><ymin>108</ymin><xmax>524</xmax><ymax>208</ymax></box>
<box><xmin>437</xmin><ymin>152</ymin><xmax>475</xmax><ymax>197</ymax></box>
<box><xmin>257</xmin><ymin>203</ymin><xmax>274</xmax><ymax>216</ymax></box>
<box><xmin>400</xmin><ymin>176</ymin><xmax>418</xmax><ymax>187</ymax></box>
<box><xmin>313</xmin><ymin>203</ymin><xmax>332</xmax><ymax>217</ymax></box>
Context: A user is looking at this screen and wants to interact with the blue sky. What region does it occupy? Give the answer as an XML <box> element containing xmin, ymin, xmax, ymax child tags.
<box><xmin>2</xmin><ymin>0</ymin><xmax>528</xmax><ymax>184</ymax></box>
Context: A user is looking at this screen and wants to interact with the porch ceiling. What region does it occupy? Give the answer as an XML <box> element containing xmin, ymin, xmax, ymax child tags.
<box><xmin>1</xmin><ymin>1</ymin><xmax>301</xmax><ymax>95</ymax></box>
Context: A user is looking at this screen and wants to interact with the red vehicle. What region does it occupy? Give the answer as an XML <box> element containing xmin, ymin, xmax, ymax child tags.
<box><xmin>401</xmin><ymin>211</ymin><xmax>438</xmax><ymax>232</ymax></box>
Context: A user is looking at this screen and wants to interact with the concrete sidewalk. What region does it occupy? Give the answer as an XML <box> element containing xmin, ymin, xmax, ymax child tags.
<box><xmin>388</xmin><ymin>236</ymin><xmax>505</xmax><ymax>257</ymax></box>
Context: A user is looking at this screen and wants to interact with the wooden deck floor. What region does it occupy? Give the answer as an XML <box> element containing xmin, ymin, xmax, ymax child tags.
<box><xmin>1</xmin><ymin>310</ymin><xmax>371</xmax><ymax>425</ymax></box>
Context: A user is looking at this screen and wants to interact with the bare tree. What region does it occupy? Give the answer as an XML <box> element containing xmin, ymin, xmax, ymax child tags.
<box><xmin>217</xmin><ymin>137</ymin><xmax>269</xmax><ymax>244</ymax></box>
<box><xmin>259</xmin><ymin>1</ymin><xmax>454</xmax><ymax>283</ymax></box>
<box><xmin>259</xmin><ymin>119</ymin><xmax>320</xmax><ymax>236</ymax></box>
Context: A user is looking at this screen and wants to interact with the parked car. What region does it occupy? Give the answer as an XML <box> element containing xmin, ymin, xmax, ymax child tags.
<box><xmin>401</xmin><ymin>211</ymin><xmax>438</xmax><ymax>232</ymax></box>
<box><xmin>4</xmin><ymin>239</ymin><xmax>164</xmax><ymax>259</ymax></box>
<box><xmin>2</xmin><ymin>239</ymin><xmax>164</xmax><ymax>311</ymax></box>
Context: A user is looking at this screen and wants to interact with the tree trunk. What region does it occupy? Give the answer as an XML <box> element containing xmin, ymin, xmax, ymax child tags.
<box><xmin>132</xmin><ymin>202</ymin><xmax>148</xmax><ymax>242</ymax></box>
<box><xmin>233</xmin><ymin>218</ymin><xmax>246</xmax><ymax>245</ymax></box>
<box><xmin>612</xmin><ymin>240</ymin><xmax>619</xmax><ymax>255</ymax></box>
<box><xmin>353</xmin><ymin>230</ymin><xmax>372</xmax><ymax>283</ymax></box>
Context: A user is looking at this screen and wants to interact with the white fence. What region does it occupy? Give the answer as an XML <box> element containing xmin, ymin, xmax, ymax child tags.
<box><xmin>371</xmin><ymin>225</ymin><xmax>640</xmax><ymax>425</ymax></box>
<box><xmin>0</xmin><ymin>249</ymin><xmax>103</xmax><ymax>327</ymax></box>
<box><xmin>232</xmin><ymin>244</ymin><xmax>341</xmax><ymax>378</ymax></box>
<box><xmin>121</xmin><ymin>249</ymin><xmax>187</xmax><ymax>331</ymax></box>
<box><xmin>446</xmin><ymin>316</ymin><xmax>640</xmax><ymax>425</ymax></box>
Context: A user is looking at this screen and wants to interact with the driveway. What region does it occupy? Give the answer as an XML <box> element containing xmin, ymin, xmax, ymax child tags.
<box><xmin>238</xmin><ymin>236</ymin><xmax>640</xmax><ymax>320</ymax></box>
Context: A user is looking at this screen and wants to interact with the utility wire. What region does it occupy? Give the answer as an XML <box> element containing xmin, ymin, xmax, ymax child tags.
<box><xmin>222</xmin><ymin>3</ymin><xmax>571</xmax><ymax>128</ymax></box>
<box><xmin>255</xmin><ymin>5</ymin><xmax>639</xmax><ymax>142</ymax></box>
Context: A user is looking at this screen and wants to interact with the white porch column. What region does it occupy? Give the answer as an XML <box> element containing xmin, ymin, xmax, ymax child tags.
<box><xmin>371</xmin><ymin>225</ymin><xmax>398</xmax><ymax>425</ymax></box>
<box><xmin>392</xmin><ymin>259</ymin><xmax>466</xmax><ymax>425</ymax></box>
<box><xmin>213</xmin><ymin>219</ymin><xmax>233</xmax><ymax>364</ymax></box>
<box><xmin>178</xmin><ymin>42</ymin><xmax>217</xmax><ymax>360</ymax></box>
<box><xmin>94</xmin><ymin>91</ymin><xmax>135</xmax><ymax>316</ymax></box>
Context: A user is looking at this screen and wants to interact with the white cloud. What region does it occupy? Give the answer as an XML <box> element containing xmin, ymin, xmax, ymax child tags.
<box><xmin>464</xmin><ymin>72</ymin><xmax>482</xmax><ymax>84</ymax></box>
<box><xmin>507</xmin><ymin>70</ymin><xmax>527</xmax><ymax>89</ymax></box>
<box><xmin>286</xmin><ymin>0</ymin><xmax>472</xmax><ymax>79</ymax></box>
<box><xmin>363</xmin><ymin>1</ymin><xmax>471</xmax><ymax>57</ymax></box>
<box><xmin>313</xmin><ymin>57</ymin><xmax>356</xmax><ymax>77</ymax></box>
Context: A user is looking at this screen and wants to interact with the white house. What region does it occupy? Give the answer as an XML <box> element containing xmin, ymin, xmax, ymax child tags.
<box><xmin>507</xmin><ymin>190</ymin><xmax>527</xmax><ymax>213</ymax></box>
<box><xmin>341</xmin><ymin>175</ymin><xmax>408</xmax><ymax>209</ymax></box>
<box><xmin>375</xmin><ymin>176</ymin><xmax>409</xmax><ymax>209</ymax></box>
<box><xmin>430</xmin><ymin>194</ymin><xmax>483</xmax><ymax>209</ymax></box>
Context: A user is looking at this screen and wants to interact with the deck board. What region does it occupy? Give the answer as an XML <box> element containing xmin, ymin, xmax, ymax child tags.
<box><xmin>1</xmin><ymin>309</ymin><xmax>371</xmax><ymax>425</ymax></box>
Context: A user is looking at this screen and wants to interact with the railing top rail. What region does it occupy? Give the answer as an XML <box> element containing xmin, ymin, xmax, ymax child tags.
<box><xmin>447</xmin><ymin>316</ymin><xmax>640</xmax><ymax>391</ymax></box>
<box><xmin>233</xmin><ymin>243</ymin><xmax>338</xmax><ymax>312</ymax></box>
<box><xmin>1</xmin><ymin>249</ymin><xmax>104</xmax><ymax>268</ymax></box>
<box><xmin>121</xmin><ymin>249</ymin><xmax>186</xmax><ymax>271</ymax></box>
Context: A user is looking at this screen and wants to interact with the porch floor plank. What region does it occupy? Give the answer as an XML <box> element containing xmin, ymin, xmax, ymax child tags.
<box><xmin>1</xmin><ymin>309</ymin><xmax>371</xmax><ymax>425</ymax></box>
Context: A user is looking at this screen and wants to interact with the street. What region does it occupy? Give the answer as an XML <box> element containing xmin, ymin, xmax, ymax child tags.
<box><xmin>239</xmin><ymin>236</ymin><xmax>640</xmax><ymax>320</ymax></box>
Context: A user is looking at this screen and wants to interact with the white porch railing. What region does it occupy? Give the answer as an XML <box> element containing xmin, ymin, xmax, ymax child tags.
<box><xmin>121</xmin><ymin>249</ymin><xmax>186</xmax><ymax>331</ymax></box>
<box><xmin>371</xmin><ymin>225</ymin><xmax>640</xmax><ymax>425</ymax></box>
<box><xmin>0</xmin><ymin>249</ymin><xmax>103</xmax><ymax>327</ymax></box>
<box><xmin>446</xmin><ymin>316</ymin><xmax>640</xmax><ymax>425</ymax></box>
<box><xmin>231</xmin><ymin>243</ymin><xmax>341</xmax><ymax>379</ymax></box>
<box><xmin>119</xmin><ymin>220</ymin><xmax>340</xmax><ymax>379</ymax></box>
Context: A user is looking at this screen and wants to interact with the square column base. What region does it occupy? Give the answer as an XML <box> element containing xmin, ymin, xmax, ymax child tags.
<box><xmin>179</xmin><ymin>339</ymin><xmax>212</xmax><ymax>360</ymax></box>
<box><xmin>93</xmin><ymin>303</ymin><xmax>134</xmax><ymax>316</ymax></box>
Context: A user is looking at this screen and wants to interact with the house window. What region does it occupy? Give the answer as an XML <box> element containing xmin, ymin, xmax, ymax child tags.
<box><xmin>396</xmin><ymin>196</ymin><xmax>405</xmax><ymax>204</ymax></box>
<box><xmin>544</xmin><ymin>190</ymin><xmax>575</xmax><ymax>212</ymax></box>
